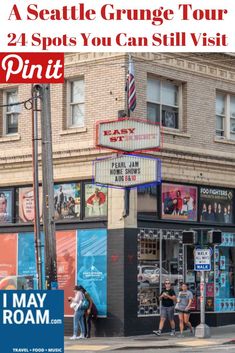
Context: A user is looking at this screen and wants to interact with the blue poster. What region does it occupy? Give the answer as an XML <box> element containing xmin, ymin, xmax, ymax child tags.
<box><xmin>18</xmin><ymin>232</ymin><xmax>45</xmax><ymax>288</ymax></box>
<box><xmin>0</xmin><ymin>290</ymin><xmax>64</xmax><ymax>353</ymax></box>
<box><xmin>77</xmin><ymin>229</ymin><xmax>107</xmax><ymax>316</ymax></box>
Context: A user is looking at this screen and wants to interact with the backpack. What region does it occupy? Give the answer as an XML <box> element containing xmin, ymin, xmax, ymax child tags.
<box><xmin>80</xmin><ymin>297</ymin><xmax>89</xmax><ymax>311</ymax></box>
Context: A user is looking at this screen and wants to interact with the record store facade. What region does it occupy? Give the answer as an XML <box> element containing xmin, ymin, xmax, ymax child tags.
<box><xmin>0</xmin><ymin>53</ymin><xmax>235</xmax><ymax>335</ymax></box>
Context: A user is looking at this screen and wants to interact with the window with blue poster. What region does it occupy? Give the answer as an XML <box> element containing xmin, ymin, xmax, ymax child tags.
<box><xmin>18</xmin><ymin>232</ymin><xmax>45</xmax><ymax>289</ymax></box>
<box><xmin>214</xmin><ymin>233</ymin><xmax>235</xmax><ymax>312</ymax></box>
<box><xmin>77</xmin><ymin>229</ymin><xmax>107</xmax><ymax>317</ymax></box>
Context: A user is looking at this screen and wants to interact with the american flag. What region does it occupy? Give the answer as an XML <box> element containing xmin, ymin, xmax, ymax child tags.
<box><xmin>127</xmin><ymin>57</ymin><xmax>136</xmax><ymax>112</ymax></box>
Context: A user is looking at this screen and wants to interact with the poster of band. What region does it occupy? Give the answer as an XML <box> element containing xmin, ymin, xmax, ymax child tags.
<box><xmin>85</xmin><ymin>184</ymin><xmax>108</xmax><ymax>218</ymax></box>
<box><xmin>54</xmin><ymin>183</ymin><xmax>80</xmax><ymax>220</ymax></box>
<box><xmin>199</xmin><ymin>187</ymin><xmax>233</xmax><ymax>224</ymax></box>
<box><xmin>18</xmin><ymin>187</ymin><xmax>43</xmax><ymax>223</ymax></box>
<box><xmin>0</xmin><ymin>189</ymin><xmax>13</xmax><ymax>223</ymax></box>
<box><xmin>161</xmin><ymin>183</ymin><xmax>197</xmax><ymax>221</ymax></box>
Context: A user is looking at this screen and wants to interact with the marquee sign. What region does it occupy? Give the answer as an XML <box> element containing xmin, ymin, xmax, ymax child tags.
<box><xmin>96</xmin><ymin>118</ymin><xmax>160</xmax><ymax>152</ymax></box>
<box><xmin>94</xmin><ymin>154</ymin><xmax>161</xmax><ymax>188</ymax></box>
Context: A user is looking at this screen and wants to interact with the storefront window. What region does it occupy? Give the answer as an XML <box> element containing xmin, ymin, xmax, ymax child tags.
<box><xmin>137</xmin><ymin>185</ymin><xmax>157</xmax><ymax>217</ymax></box>
<box><xmin>184</xmin><ymin>233</ymin><xmax>235</xmax><ymax>312</ymax></box>
<box><xmin>137</xmin><ymin>229</ymin><xmax>183</xmax><ymax>316</ymax></box>
<box><xmin>215</xmin><ymin>233</ymin><xmax>235</xmax><ymax>312</ymax></box>
<box><xmin>184</xmin><ymin>244</ymin><xmax>215</xmax><ymax>312</ymax></box>
<box><xmin>77</xmin><ymin>229</ymin><xmax>107</xmax><ymax>317</ymax></box>
<box><xmin>161</xmin><ymin>183</ymin><xmax>198</xmax><ymax>222</ymax></box>
<box><xmin>15</xmin><ymin>181</ymin><xmax>106</xmax><ymax>223</ymax></box>
<box><xmin>137</xmin><ymin>231</ymin><xmax>160</xmax><ymax>316</ymax></box>
<box><xmin>199</xmin><ymin>187</ymin><xmax>233</xmax><ymax>224</ymax></box>
<box><xmin>0</xmin><ymin>229</ymin><xmax>107</xmax><ymax>316</ymax></box>
<box><xmin>54</xmin><ymin>183</ymin><xmax>80</xmax><ymax>220</ymax></box>
<box><xmin>0</xmin><ymin>189</ymin><xmax>13</xmax><ymax>224</ymax></box>
<box><xmin>17</xmin><ymin>186</ymin><xmax>43</xmax><ymax>223</ymax></box>
<box><xmin>162</xmin><ymin>239</ymin><xmax>181</xmax><ymax>288</ymax></box>
<box><xmin>84</xmin><ymin>184</ymin><xmax>108</xmax><ymax>218</ymax></box>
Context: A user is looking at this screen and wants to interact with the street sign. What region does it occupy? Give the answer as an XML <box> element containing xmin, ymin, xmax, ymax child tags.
<box><xmin>96</xmin><ymin>118</ymin><xmax>160</xmax><ymax>152</ymax></box>
<box><xmin>94</xmin><ymin>154</ymin><xmax>161</xmax><ymax>188</ymax></box>
<box><xmin>194</xmin><ymin>248</ymin><xmax>211</xmax><ymax>271</ymax></box>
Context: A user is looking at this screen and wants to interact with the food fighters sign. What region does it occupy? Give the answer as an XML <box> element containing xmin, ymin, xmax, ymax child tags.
<box><xmin>94</xmin><ymin>154</ymin><xmax>161</xmax><ymax>188</ymax></box>
<box><xmin>96</xmin><ymin>118</ymin><xmax>160</xmax><ymax>152</ymax></box>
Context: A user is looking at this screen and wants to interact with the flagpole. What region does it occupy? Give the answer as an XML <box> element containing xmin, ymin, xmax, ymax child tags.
<box><xmin>123</xmin><ymin>53</ymin><xmax>132</xmax><ymax>217</ymax></box>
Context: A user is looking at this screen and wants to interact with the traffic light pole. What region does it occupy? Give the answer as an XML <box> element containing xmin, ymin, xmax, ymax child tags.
<box><xmin>195</xmin><ymin>270</ymin><xmax>211</xmax><ymax>338</ymax></box>
<box><xmin>195</xmin><ymin>230</ymin><xmax>211</xmax><ymax>338</ymax></box>
<box><xmin>183</xmin><ymin>229</ymin><xmax>221</xmax><ymax>338</ymax></box>
<box><xmin>39</xmin><ymin>84</ymin><xmax>57</xmax><ymax>289</ymax></box>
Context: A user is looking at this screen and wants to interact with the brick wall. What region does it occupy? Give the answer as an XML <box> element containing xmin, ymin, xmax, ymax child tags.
<box><xmin>0</xmin><ymin>53</ymin><xmax>235</xmax><ymax>188</ymax></box>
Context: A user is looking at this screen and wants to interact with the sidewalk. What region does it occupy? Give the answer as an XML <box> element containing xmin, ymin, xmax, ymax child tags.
<box><xmin>64</xmin><ymin>325</ymin><xmax>235</xmax><ymax>351</ymax></box>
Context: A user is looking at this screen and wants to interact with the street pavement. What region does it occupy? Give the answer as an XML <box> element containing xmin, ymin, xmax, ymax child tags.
<box><xmin>64</xmin><ymin>325</ymin><xmax>235</xmax><ymax>352</ymax></box>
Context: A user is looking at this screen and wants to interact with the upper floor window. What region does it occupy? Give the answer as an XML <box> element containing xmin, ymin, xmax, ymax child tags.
<box><xmin>147</xmin><ymin>77</ymin><xmax>180</xmax><ymax>129</ymax></box>
<box><xmin>68</xmin><ymin>78</ymin><xmax>85</xmax><ymax>128</ymax></box>
<box><xmin>216</xmin><ymin>92</ymin><xmax>235</xmax><ymax>140</ymax></box>
<box><xmin>4</xmin><ymin>90</ymin><xmax>19</xmax><ymax>135</ymax></box>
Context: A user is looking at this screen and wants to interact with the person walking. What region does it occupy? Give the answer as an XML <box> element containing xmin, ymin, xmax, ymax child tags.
<box><xmin>68</xmin><ymin>285</ymin><xmax>86</xmax><ymax>340</ymax></box>
<box><xmin>175</xmin><ymin>283</ymin><xmax>194</xmax><ymax>337</ymax></box>
<box><xmin>153</xmin><ymin>280</ymin><xmax>176</xmax><ymax>336</ymax></box>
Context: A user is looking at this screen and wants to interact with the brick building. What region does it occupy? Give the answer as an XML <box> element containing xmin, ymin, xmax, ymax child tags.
<box><xmin>0</xmin><ymin>53</ymin><xmax>235</xmax><ymax>336</ymax></box>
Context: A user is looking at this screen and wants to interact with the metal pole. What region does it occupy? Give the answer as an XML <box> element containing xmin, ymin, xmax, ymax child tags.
<box><xmin>39</xmin><ymin>84</ymin><xmax>57</xmax><ymax>290</ymax></box>
<box><xmin>159</xmin><ymin>230</ymin><xmax>163</xmax><ymax>293</ymax></box>
<box><xmin>31</xmin><ymin>86</ymin><xmax>43</xmax><ymax>289</ymax></box>
<box><xmin>195</xmin><ymin>230</ymin><xmax>211</xmax><ymax>338</ymax></box>
<box><xmin>200</xmin><ymin>271</ymin><xmax>206</xmax><ymax>325</ymax></box>
<box><xmin>123</xmin><ymin>54</ymin><xmax>131</xmax><ymax>217</ymax></box>
<box><xmin>159</xmin><ymin>229</ymin><xmax>163</xmax><ymax>315</ymax></box>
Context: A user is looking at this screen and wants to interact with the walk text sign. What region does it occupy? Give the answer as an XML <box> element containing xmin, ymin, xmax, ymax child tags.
<box><xmin>194</xmin><ymin>248</ymin><xmax>211</xmax><ymax>271</ymax></box>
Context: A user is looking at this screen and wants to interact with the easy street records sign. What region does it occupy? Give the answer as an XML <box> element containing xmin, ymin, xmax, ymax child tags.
<box><xmin>96</xmin><ymin>118</ymin><xmax>160</xmax><ymax>152</ymax></box>
<box><xmin>194</xmin><ymin>248</ymin><xmax>211</xmax><ymax>271</ymax></box>
<box><xmin>94</xmin><ymin>154</ymin><xmax>161</xmax><ymax>188</ymax></box>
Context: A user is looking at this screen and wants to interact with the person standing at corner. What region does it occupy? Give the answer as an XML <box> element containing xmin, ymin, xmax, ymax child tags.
<box><xmin>175</xmin><ymin>283</ymin><xmax>194</xmax><ymax>338</ymax></box>
<box><xmin>153</xmin><ymin>280</ymin><xmax>176</xmax><ymax>336</ymax></box>
<box><xmin>79</xmin><ymin>286</ymin><xmax>98</xmax><ymax>338</ymax></box>
<box><xmin>68</xmin><ymin>285</ymin><xmax>86</xmax><ymax>340</ymax></box>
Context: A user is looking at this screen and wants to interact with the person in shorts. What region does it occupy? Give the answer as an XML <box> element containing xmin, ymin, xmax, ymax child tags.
<box><xmin>153</xmin><ymin>280</ymin><xmax>176</xmax><ymax>336</ymax></box>
<box><xmin>175</xmin><ymin>283</ymin><xmax>194</xmax><ymax>337</ymax></box>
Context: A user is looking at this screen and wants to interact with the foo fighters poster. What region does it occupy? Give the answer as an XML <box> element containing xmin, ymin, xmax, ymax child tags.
<box><xmin>199</xmin><ymin>187</ymin><xmax>233</xmax><ymax>224</ymax></box>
